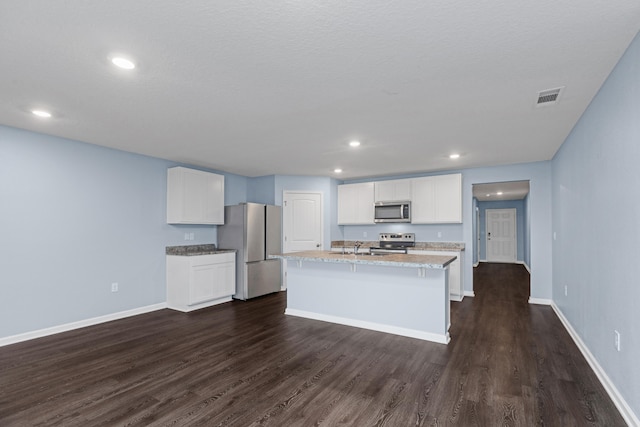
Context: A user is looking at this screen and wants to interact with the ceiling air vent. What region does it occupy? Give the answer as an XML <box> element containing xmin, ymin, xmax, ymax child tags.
<box><xmin>536</xmin><ymin>87</ymin><xmax>564</xmax><ymax>107</ymax></box>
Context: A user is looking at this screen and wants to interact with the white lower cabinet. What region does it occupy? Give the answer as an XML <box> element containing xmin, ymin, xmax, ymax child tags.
<box><xmin>409</xmin><ymin>249</ymin><xmax>464</xmax><ymax>301</ymax></box>
<box><xmin>167</xmin><ymin>252</ymin><xmax>236</xmax><ymax>312</ymax></box>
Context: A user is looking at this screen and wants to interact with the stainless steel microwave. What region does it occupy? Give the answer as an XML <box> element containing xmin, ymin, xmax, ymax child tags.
<box><xmin>374</xmin><ymin>201</ymin><xmax>411</xmax><ymax>223</ymax></box>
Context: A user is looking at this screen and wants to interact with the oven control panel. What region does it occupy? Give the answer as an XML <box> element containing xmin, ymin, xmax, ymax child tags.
<box><xmin>378</xmin><ymin>233</ymin><xmax>415</xmax><ymax>243</ymax></box>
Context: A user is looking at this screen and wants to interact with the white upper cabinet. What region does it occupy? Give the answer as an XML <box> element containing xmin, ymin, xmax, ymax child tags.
<box><xmin>411</xmin><ymin>173</ymin><xmax>462</xmax><ymax>223</ymax></box>
<box><xmin>167</xmin><ymin>167</ymin><xmax>225</xmax><ymax>224</ymax></box>
<box><xmin>374</xmin><ymin>179</ymin><xmax>412</xmax><ymax>202</ymax></box>
<box><xmin>337</xmin><ymin>182</ymin><xmax>375</xmax><ymax>225</ymax></box>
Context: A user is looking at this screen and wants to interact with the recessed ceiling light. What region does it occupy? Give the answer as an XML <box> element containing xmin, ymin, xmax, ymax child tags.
<box><xmin>32</xmin><ymin>110</ymin><xmax>52</xmax><ymax>118</ymax></box>
<box><xmin>486</xmin><ymin>194</ymin><xmax>491</xmax><ymax>197</ymax></box>
<box><xmin>349</xmin><ymin>140</ymin><xmax>361</xmax><ymax>147</ymax></box>
<box><xmin>111</xmin><ymin>57</ymin><xmax>135</xmax><ymax>70</ymax></box>
<box><xmin>334</xmin><ymin>168</ymin><xmax>343</xmax><ymax>173</ymax></box>
<box><xmin>497</xmin><ymin>192</ymin><xmax>503</xmax><ymax>195</ymax></box>
<box><xmin>449</xmin><ymin>153</ymin><xmax>460</xmax><ymax>159</ymax></box>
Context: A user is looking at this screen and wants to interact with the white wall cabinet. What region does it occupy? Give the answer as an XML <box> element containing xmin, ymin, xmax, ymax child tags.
<box><xmin>374</xmin><ymin>179</ymin><xmax>412</xmax><ymax>202</ymax></box>
<box><xmin>337</xmin><ymin>182</ymin><xmax>375</xmax><ymax>225</ymax></box>
<box><xmin>167</xmin><ymin>167</ymin><xmax>224</xmax><ymax>224</ymax></box>
<box><xmin>411</xmin><ymin>173</ymin><xmax>462</xmax><ymax>223</ymax></box>
<box><xmin>167</xmin><ymin>252</ymin><xmax>236</xmax><ymax>312</ymax></box>
<box><xmin>408</xmin><ymin>249</ymin><xmax>463</xmax><ymax>301</ymax></box>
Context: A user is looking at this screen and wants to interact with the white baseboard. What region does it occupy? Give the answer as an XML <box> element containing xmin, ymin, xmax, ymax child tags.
<box><xmin>551</xmin><ymin>303</ymin><xmax>639</xmax><ymax>427</ymax></box>
<box><xmin>473</xmin><ymin>262</ymin><xmax>480</xmax><ymax>267</ymax></box>
<box><xmin>464</xmin><ymin>290</ymin><xmax>475</xmax><ymax>297</ymax></box>
<box><xmin>285</xmin><ymin>308</ymin><xmax>450</xmax><ymax>345</ymax></box>
<box><xmin>515</xmin><ymin>260</ymin><xmax>532</xmax><ymax>274</ymax></box>
<box><xmin>0</xmin><ymin>303</ymin><xmax>167</xmax><ymax>348</ymax></box>
<box><xmin>528</xmin><ymin>297</ymin><xmax>552</xmax><ymax>305</ymax></box>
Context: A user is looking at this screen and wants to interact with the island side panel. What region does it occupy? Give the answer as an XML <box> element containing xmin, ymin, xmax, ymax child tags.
<box><xmin>285</xmin><ymin>260</ymin><xmax>450</xmax><ymax>344</ymax></box>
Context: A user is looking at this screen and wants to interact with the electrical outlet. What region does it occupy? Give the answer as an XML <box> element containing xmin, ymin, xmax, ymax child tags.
<box><xmin>363</xmin><ymin>231</ymin><xmax>367</xmax><ymax>238</ymax></box>
<box><xmin>111</xmin><ymin>282</ymin><xmax>119</xmax><ymax>292</ymax></box>
<box><xmin>437</xmin><ymin>231</ymin><xmax>442</xmax><ymax>238</ymax></box>
<box><xmin>184</xmin><ymin>233</ymin><xmax>189</xmax><ymax>240</ymax></box>
<box><xmin>189</xmin><ymin>232</ymin><xmax>195</xmax><ymax>240</ymax></box>
<box><xmin>614</xmin><ymin>330</ymin><xmax>621</xmax><ymax>351</ymax></box>
<box><xmin>564</xmin><ymin>285</ymin><xmax>568</xmax><ymax>296</ymax></box>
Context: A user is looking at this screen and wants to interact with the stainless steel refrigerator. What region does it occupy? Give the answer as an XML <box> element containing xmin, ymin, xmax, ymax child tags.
<box><xmin>217</xmin><ymin>203</ymin><xmax>282</xmax><ymax>300</ymax></box>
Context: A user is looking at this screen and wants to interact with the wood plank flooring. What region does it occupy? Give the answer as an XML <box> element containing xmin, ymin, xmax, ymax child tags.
<box><xmin>0</xmin><ymin>263</ymin><xmax>626</xmax><ymax>426</ymax></box>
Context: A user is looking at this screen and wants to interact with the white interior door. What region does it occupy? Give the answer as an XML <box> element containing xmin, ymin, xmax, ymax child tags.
<box><xmin>486</xmin><ymin>208</ymin><xmax>517</xmax><ymax>262</ymax></box>
<box><xmin>283</xmin><ymin>192</ymin><xmax>323</xmax><ymax>253</ymax></box>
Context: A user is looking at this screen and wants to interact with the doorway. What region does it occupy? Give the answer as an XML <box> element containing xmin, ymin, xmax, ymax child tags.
<box><xmin>472</xmin><ymin>180</ymin><xmax>530</xmax><ymax>295</ymax></box>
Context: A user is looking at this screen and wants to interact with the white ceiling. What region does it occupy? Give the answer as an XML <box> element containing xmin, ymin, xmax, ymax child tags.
<box><xmin>1</xmin><ymin>1</ymin><xmax>639</xmax><ymax>179</ymax></box>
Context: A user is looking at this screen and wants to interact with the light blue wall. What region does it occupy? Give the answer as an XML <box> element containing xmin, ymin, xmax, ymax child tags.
<box><xmin>247</xmin><ymin>175</ymin><xmax>276</xmax><ymax>205</ymax></box>
<box><xmin>551</xmin><ymin>31</ymin><xmax>640</xmax><ymax>419</ymax></box>
<box><xmin>342</xmin><ymin>222</ymin><xmax>463</xmax><ymax>242</ymax></box>
<box><xmin>0</xmin><ymin>125</ymin><xmax>247</xmax><ymax>339</ymax></box>
<box><xmin>477</xmin><ymin>199</ymin><xmax>525</xmax><ymax>262</ymax></box>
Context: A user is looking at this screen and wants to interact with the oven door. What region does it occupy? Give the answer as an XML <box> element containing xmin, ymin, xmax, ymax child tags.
<box><xmin>369</xmin><ymin>247</ymin><xmax>408</xmax><ymax>255</ymax></box>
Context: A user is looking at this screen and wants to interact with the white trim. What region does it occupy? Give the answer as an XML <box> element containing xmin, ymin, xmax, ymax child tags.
<box><xmin>515</xmin><ymin>260</ymin><xmax>531</xmax><ymax>274</ymax></box>
<box><xmin>479</xmin><ymin>259</ymin><xmax>522</xmax><ymax>265</ymax></box>
<box><xmin>285</xmin><ymin>308</ymin><xmax>450</xmax><ymax>344</ymax></box>
<box><xmin>167</xmin><ymin>296</ymin><xmax>231</xmax><ymax>312</ymax></box>
<box><xmin>473</xmin><ymin>261</ymin><xmax>480</xmax><ymax>267</ymax></box>
<box><xmin>552</xmin><ymin>303</ymin><xmax>640</xmax><ymax>427</ymax></box>
<box><xmin>528</xmin><ymin>297</ymin><xmax>552</xmax><ymax>305</ymax></box>
<box><xmin>464</xmin><ymin>290</ymin><xmax>475</xmax><ymax>297</ymax></box>
<box><xmin>0</xmin><ymin>303</ymin><xmax>167</xmax><ymax>347</ymax></box>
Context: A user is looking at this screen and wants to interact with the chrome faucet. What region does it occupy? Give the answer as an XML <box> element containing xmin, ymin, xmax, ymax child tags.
<box><xmin>354</xmin><ymin>241</ymin><xmax>363</xmax><ymax>254</ymax></box>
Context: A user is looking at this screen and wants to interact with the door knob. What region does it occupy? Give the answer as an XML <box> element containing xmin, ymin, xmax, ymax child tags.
<box><xmin>316</xmin><ymin>243</ymin><xmax>321</xmax><ymax>247</ymax></box>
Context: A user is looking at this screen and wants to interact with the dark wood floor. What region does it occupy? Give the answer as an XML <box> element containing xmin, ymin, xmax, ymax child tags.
<box><xmin>0</xmin><ymin>263</ymin><xmax>626</xmax><ymax>426</ymax></box>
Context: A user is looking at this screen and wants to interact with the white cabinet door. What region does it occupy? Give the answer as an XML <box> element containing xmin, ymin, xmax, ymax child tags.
<box><xmin>411</xmin><ymin>173</ymin><xmax>462</xmax><ymax>223</ymax></box>
<box><xmin>434</xmin><ymin>174</ymin><xmax>462</xmax><ymax>223</ymax></box>
<box><xmin>411</xmin><ymin>177</ymin><xmax>437</xmax><ymax>223</ymax></box>
<box><xmin>374</xmin><ymin>179</ymin><xmax>412</xmax><ymax>202</ymax></box>
<box><xmin>189</xmin><ymin>260</ymin><xmax>219</xmax><ymax>305</ymax></box>
<box><xmin>167</xmin><ymin>167</ymin><xmax>224</xmax><ymax>224</ymax></box>
<box><xmin>337</xmin><ymin>182</ymin><xmax>374</xmax><ymax>225</ymax></box>
<box><xmin>213</xmin><ymin>259</ymin><xmax>236</xmax><ymax>298</ymax></box>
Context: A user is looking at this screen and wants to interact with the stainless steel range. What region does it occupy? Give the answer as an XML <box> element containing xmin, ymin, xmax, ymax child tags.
<box><xmin>369</xmin><ymin>233</ymin><xmax>415</xmax><ymax>255</ymax></box>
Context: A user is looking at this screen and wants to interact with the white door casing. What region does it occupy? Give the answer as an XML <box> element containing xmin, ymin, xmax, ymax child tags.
<box><xmin>486</xmin><ymin>208</ymin><xmax>517</xmax><ymax>263</ymax></box>
<box><xmin>283</xmin><ymin>192</ymin><xmax>323</xmax><ymax>252</ymax></box>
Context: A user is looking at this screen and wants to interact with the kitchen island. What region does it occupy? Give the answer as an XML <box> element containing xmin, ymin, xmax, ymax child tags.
<box><xmin>270</xmin><ymin>251</ymin><xmax>456</xmax><ymax>344</ymax></box>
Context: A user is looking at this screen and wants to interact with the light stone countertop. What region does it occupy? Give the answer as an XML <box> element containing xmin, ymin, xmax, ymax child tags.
<box><xmin>166</xmin><ymin>244</ymin><xmax>236</xmax><ymax>256</ymax></box>
<box><xmin>270</xmin><ymin>250</ymin><xmax>456</xmax><ymax>269</ymax></box>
